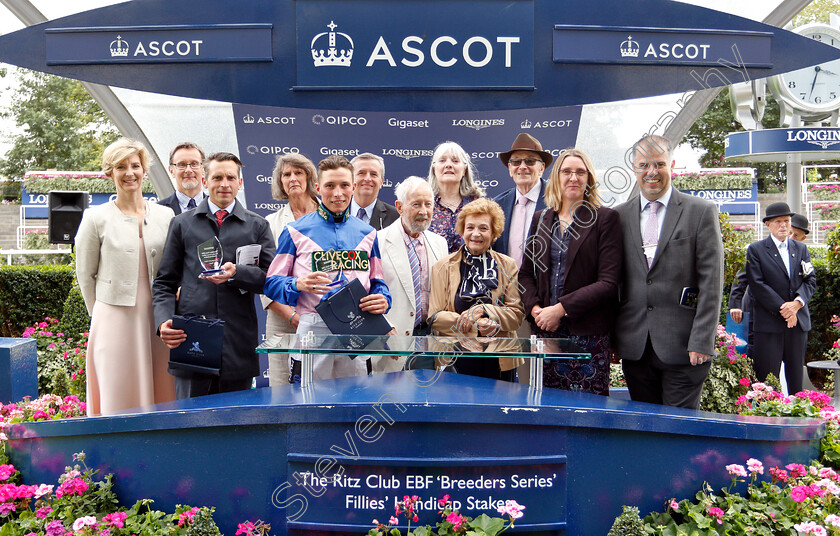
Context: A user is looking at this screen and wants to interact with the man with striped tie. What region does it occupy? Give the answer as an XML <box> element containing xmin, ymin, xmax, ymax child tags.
<box><xmin>375</xmin><ymin>176</ymin><xmax>448</xmax><ymax>373</ymax></box>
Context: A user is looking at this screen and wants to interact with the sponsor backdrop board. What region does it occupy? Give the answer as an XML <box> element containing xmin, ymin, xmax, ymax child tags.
<box><xmin>232</xmin><ymin>104</ymin><xmax>582</xmax><ymax>215</ymax></box>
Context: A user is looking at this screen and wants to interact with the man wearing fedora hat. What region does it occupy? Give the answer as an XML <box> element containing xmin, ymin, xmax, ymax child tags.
<box><xmin>746</xmin><ymin>202</ymin><xmax>816</xmax><ymax>394</ymax></box>
<box><xmin>790</xmin><ymin>213</ymin><xmax>810</xmax><ymax>242</ymax></box>
<box><xmin>493</xmin><ymin>133</ymin><xmax>552</xmax><ymax>268</ymax></box>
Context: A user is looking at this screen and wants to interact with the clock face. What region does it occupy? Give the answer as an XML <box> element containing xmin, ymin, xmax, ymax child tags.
<box><xmin>777</xmin><ymin>26</ymin><xmax>840</xmax><ymax>113</ymax></box>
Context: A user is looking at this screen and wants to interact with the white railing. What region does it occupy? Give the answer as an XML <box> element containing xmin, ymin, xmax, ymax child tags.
<box><xmin>17</xmin><ymin>204</ymin><xmax>48</xmax><ymax>249</ymax></box>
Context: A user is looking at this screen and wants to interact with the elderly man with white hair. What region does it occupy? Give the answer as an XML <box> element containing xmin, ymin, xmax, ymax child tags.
<box><xmin>374</xmin><ymin>176</ymin><xmax>449</xmax><ymax>373</ymax></box>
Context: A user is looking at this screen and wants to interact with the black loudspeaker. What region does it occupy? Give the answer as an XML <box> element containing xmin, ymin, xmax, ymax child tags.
<box><xmin>48</xmin><ymin>191</ymin><xmax>89</xmax><ymax>244</ymax></box>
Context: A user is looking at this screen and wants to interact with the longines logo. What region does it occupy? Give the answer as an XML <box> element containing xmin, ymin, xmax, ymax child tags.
<box><xmin>312</xmin><ymin>114</ymin><xmax>368</xmax><ymax>126</ymax></box>
<box><xmin>311</xmin><ymin>21</ymin><xmax>354</xmax><ymax>67</ymax></box>
<box><xmin>381</xmin><ymin>148</ymin><xmax>433</xmax><ymax>160</ymax></box>
<box><xmin>243</xmin><ymin>114</ymin><xmax>296</xmax><ymax>125</ymax></box>
<box><xmin>109</xmin><ymin>33</ymin><xmax>203</xmax><ymax>58</ymax></box>
<box><xmin>253</xmin><ymin>202</ymin><xmax>284</xmax><ymax>211</ymax></box>
<box><xmin>246</xmin><ymin>145</ymin><xmax>300</xmax><ymax>155</ymax></box>
<box><xmin>519</xmin><ymin>119</ymin><xmax>575</xmax><ymax>129</ymax></box>
<box><xmin>451</xmin><ymin>119</ymin><xmax>504</xmax><ymax>131</ymax></box>
<box><xmin>786</xmin><ymin>129</ymin><xmax>840</xmax><ymax>149</ymax></box>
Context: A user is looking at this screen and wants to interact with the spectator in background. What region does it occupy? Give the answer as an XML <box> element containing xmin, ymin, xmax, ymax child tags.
<box><xmin>76</xmin><ymin>138</ymin><xmax>176</xmax><ymax>416</ymax></box>
<box><xmin>427</xmin><ymin>141</ymin><xmax>485</xmax><ymax>253</ymax></box>
<box><xmin>350</xmin><ymin>153</ymin><xmax>399</xmax><ymax>230</ymax></box>
<box><xmin>260</xmin><ymin>153</ymin><xmax>319</xmax><ymax>385</ymax></box>
<box><xmin>519</xmin><ymin>148</ymin><xmax>622</xmax><ymax>395</ymax></box>
<box><xmin>158</xmin><ymin>142</ymin><xmax>207</xmax><ymax>214</ymax></box>
<box><xmin>790</xmin><ymin>213</ymin><xmax>810</xmax><ymax>242</ymax></box>
<box><xmin>428</xmin><ymin>198</ymin><xmax>524</xmax><ymax>381</ymax></box>
<box><xmin>747</xmin><ymin>202</ymin><xmax>816</xmax><ymax>394</ymax></box>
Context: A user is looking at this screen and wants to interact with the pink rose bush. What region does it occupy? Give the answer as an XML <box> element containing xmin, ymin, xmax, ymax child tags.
<box><xmin>369</xmin><ymin>495</ymin><xmax>525</xmax><ymax>536</ymax></box>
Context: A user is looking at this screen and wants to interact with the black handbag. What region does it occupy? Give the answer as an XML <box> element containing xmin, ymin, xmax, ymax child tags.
<box><xmin>168</xmin><ymin>314</ymin><xmax>225</xmax><ymax>376</ymax></box>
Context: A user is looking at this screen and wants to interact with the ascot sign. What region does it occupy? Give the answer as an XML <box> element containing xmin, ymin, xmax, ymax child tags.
<box><xmin>295</xmin><ymin>0</ymin><xmax>533</xmax><ymax>89</ymax></box>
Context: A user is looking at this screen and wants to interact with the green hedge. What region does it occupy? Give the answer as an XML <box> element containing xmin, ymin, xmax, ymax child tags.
<box><xmin>23</xmin><ymin>175</ymin><xmax>155</xmax><ymax>194</ymax></box>
<box><xmin>0</xmin><ymin>265</ymin><xmax>74</xmax><ymax>337</ymax></box>
<box><xmin>58</xmin><ymin>279</ymin><xmax>91</xmax><ymax>337</ymax></box>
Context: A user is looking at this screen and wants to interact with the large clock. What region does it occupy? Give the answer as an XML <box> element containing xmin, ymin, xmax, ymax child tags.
<box><xmin>770</xmin><ymin>23</ymin><xmax>840</xmax><ymax>118</ymax></box>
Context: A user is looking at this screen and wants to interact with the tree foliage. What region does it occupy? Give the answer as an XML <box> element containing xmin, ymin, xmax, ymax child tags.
<box><xmin>684</xmin><ymin>88</ymin><xmax>785</xmax><ymax>192</ymax></box>
<box><xmin>0</xmin><ymin>68</ymin><xmax>119</xmax><ymax>181</ymax></box>
<box><xmin>792</xmin><ymin>0</ymin><xmax>840</xmax><ymax>26</ymax></box>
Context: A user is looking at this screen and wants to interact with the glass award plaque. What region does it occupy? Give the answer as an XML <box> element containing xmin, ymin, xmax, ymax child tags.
<box><xmin>198</xmin><ymin>237</ymin><xmax>224</xmax><ymax>278</ymax></box>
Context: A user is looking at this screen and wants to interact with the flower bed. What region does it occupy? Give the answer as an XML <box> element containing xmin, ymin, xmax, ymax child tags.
<box><xmin>810</xmin><ymin>183</ymin><xmax>840</xmax><ymax>202</ymax></box>
<box><xmin>23</xmin><ymin>172</ymin><xmax>155</xmax><ymax>194</ymax></box>
<box><xmin>22</xmin><ymin>317</ymin><xmax>86</xmax><ymax>399</ymax></box>
<box><xmin>672</xmin><ymin>170</ymin><xmax>753</xmax><ymax>191</ymax></box>
<box><xmin>816</xmin><ymin>203</ymin><xmax>840</xmax><ymax>221</ymax></box>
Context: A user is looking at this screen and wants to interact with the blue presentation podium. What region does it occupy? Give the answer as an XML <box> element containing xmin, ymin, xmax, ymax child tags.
<box><xmin>5</xmin><ymin>366</ymin><xmax>823</xmax><ymax>535</ymax></box>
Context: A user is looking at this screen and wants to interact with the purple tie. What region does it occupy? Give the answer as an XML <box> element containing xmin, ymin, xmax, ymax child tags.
<box><xmin>509</xmin><ymin>197</ymin><xmax>530</xmax><ymax>268</ymax></box>
<box><xmin>643</xmin><ymin>201</ymin><xmax>661</xmax><ymax>268</ymax></box>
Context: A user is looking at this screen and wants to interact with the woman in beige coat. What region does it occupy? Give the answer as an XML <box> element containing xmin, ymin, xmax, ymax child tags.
<box><xmin>428</xmin><ymin>198</ymin><xmax>525</xmax><ymax>380</ymax></box>
<box><xmin>75</xmin><ymin>138</ymin><xmax>175</xmax><ymax>416</ymax></box>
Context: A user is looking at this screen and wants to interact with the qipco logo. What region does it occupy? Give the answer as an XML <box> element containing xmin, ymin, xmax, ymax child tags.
<box><xmin>312</xmin><ymin>114</ymin><xmax>368</xmax><ymax>126</ymax></box>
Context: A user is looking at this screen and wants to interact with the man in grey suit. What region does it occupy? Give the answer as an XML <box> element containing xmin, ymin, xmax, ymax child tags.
<box><xmin>614</xmin><ymin>135</ymin><xmax>724</xmax><ymax>409</ymax></box>
<box><xmin>350</xmin><ymin>153</ymin><xmax>399</xmax><ymax>230</ymax></box>
<box><xmin>157</xmin><ymin>142</ymin><xmax>207</xmax><ymax>215</ymax></box>
<box><xmin>376</xmin><ymin>177</ymin><xmax>448</xmax><ymax>372</ymax></box>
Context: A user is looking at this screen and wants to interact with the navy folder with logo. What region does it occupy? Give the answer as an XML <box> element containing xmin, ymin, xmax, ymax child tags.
<box><xmin>168</xmin><ymin>314</ymin><xmax>224</xmax><ymax>376</ymax></box>
<box><xmin>315</xmin><ymin>278</ymin><xmax>391</xmax><ymax>336</ymax></box>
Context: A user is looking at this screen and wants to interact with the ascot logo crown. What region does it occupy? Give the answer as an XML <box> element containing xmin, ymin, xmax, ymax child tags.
<box><xmin>311</xmin><ymin>21</ymin><xmax>354</xmax><ymax>67</ymax></box>
<box><xmin>620</xmin><ymin>35</ymin><xmax>639</xmax><ymax>58</ymax></box>
<box><xmin>243</xmin><ymin>114</ymin><xmax>255</xmax><ymax>124</ymax></box>
<box><xmin>520</xmin><ymin>119</ymin><xmax>532</xmax><ymax>129</ymax></box>
<box><xmin>110</xmin><ymin>35</ymin><xmax>129</xmax><ymax>57</ymax></box>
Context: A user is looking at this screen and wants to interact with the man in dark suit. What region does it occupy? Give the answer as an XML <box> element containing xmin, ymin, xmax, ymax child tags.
<box><xmin>746</xmin><ymin>203</ymin><xmax>816</xmax><ymax>394</ymax></box>
<box><xmin>790</xmin><ymin>212</ymin><xmax>810</xmax><ymax>242</ymax></box>
<box><xmin>153</xmin><ymin>152</ymin><xmax>275</xmax><ymax>399</ymax></box>
<box><xmin>349</xmin><ymin>153</ymin><xmax>399</xmax><ymax>230</ymax></box>
<box><xmin>493</xmin><ymin>133</ymin><xmax>551</xmax><ymax>268</ymax></box>
<box><xmin>614</xmin><ymin>135</ymin><xmax>724</xmax><ymax>409</ymax></box>
<box><xmin>157</xmin><ymin>142</ymin><xmax>207</xmax><ymax>214</ymax></box>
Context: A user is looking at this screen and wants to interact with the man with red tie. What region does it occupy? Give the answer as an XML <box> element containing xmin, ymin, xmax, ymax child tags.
<box><xmin>154</xmin><ymin>152</ymin><xmax>275</xmax><ymax>399</ymax></box>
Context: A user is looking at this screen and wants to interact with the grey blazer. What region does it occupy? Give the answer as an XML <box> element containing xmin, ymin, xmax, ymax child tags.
<box><xmin>75</xmin><ymin>200</ymin><xmax>174</xmax><ymax>314</ymax></box>
<box><xmin>614</xmin><ymin>188</ymin><xmax>724</xmax><ymax>364</ymax></box>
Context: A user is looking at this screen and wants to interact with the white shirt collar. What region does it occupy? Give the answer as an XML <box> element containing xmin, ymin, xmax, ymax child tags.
<box><xmin>640</xmin><ymin>187</ymin><xmax>672</xmax><ymax>211</ymax></box>
<box><xmin>208</xmin><ymin>199</ymin><xmax>236</xmax><ymax>214</ymax></box>
<box><xmin>515</xmin><ymin>180</ymin><xmax>542</xmax><ymax>204</ymax></box>
<box><xmin>771</xmin><ymin>234</ymin><xmax>788</xmax><ymax>249</ymax></box>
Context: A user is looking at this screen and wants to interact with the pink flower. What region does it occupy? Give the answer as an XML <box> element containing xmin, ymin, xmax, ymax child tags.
<box><xmin>826</xmin><ymin>514</ymin><xmax>840</xmax><ymax>528</ymax></box>
<box><xmin>769</xmin><ymin>467</ymin><xmax>789</xmax><ymax>483</ymax></box>
<box><xmin>34</xmin><ymin>484</ymin><xmax>53</xmax><ymax>499</ymax></box>
<box><xmin>55</xmin><ymin>477</ymin><xmax>88</xmax><ymax>498</ymax></box>
<box><xmin>36</xmin><ymin>506</ymin><xmax>53</xmax><ymax>518</ymax></box>
<box><xmin>235</xmin><ymin>521</ymin><xmax>256</xmax><ymax>535</ymax></box>
<box><xmin>739</xmin><ymin>377</ymin><xmax>751</xmax><ymax>386</ymax></box>
<box><xmin>446</xmin><ymin>512</ymin><xmax>465</xmax><ymax>530</ymax></box>
<box><xmin>102</xmin><ymin>512</ymin><xmax>126</xmax><ymax>528</ymax></box>
<box><xmin>178</xmin><ymin>507</ymin><xmax>199</xmax><ymax>527</ymax></box>
<box><xmin>746</xmin><ymin>458</ymin><xmax>764</xmax><ymax>475</ymax></box>
<box><xmin>498</xmin><ymin>500</ymin><xmax>526</xmax><ymax>520</ymax></box>
<box><xmin>708</xmin><ymin>506</ymin><xmax>724</xmax><ymax>524</ymax></box>
<box><xmin>669</xmin><ymin>499</ymin><xmax>679</xmax><ymax>510</ymax></box>
<box><xmin>389</xmin><ymin>516</ymin><xmax>398</xmax><ymax>525</ymax></box>
<box><xmin>0</xmin><ymin>465</ymin><xmax>16</xmax><ymax>481</ymax></box>
<box><xmin>438</xmin><ymin>494</ymin><xmax>450</xmax><ymax>507</ymax></box>
<box><xmin>32</xmin><ymin>410</ymin><xmax>48</xmax><ymax>420</ymax></box>
<box><xmin>726</xmin><ymin>464</ymin><xmax>747</xmax><ymax>477</ymax></box>
<box><xmin>72</xmin><ymin>516</ymin><xmax>97</xmax><ymax>532</ymax></box>
<box><xmin>787</xmin><ymin>463</ymin><xmax>807</xmax><ymax>477</ymax></box>
<box><xmin>791</xmin><ymin>486</ymin><xmax>809</xmax><ymax>502</ymax></box>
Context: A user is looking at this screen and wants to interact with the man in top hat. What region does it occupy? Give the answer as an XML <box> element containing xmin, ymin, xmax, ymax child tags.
<box><xmin>746</xmin><ymin>202</ymin><xmax>816</xmax><ymax>394</ymax></box>
<box><xmin>493</xmin><ymin>133</ymin><xmax>552</xmax><ymax>268</ymax></box>
<box><xmin>790</xmin><ymin>213</ymin><xmax>810</xmax><ymax>242</ymax></box>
